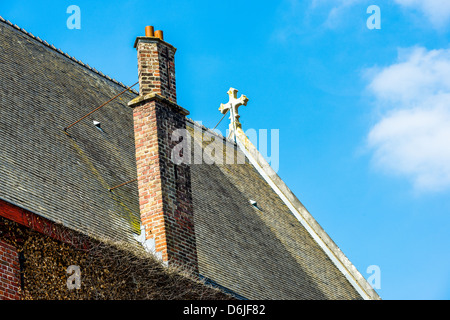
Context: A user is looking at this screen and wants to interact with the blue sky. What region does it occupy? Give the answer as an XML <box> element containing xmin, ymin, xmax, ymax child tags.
<box><xmin>2</xmin><ymin>0</ymin><xmax>450</xmax><ymax>299</ymax></box>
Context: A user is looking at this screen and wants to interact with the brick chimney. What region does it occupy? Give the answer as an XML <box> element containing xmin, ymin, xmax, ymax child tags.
<box><xmin>136</xmin><ymin>26</ymin><xmax>177</xmax><ymax>102</ymax></box>
<box><xmin>128</xmin><ymin>26</ymin><xmax>198</xmax><ymax>272</ymax></box>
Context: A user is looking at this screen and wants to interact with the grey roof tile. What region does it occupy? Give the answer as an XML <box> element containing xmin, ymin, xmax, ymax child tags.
<box><xmin>0</xmin><ymin>20</ymin><xmax>140</xmax><ymax>242</ymax></box>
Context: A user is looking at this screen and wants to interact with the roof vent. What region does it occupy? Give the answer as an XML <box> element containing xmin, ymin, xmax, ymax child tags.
<box><xmin>93</xmin><ymin>120</ymin><xmax>104</xmax><ymax>132</ymax></box>
<box><xmin>249</xmin><ymin>200</ymin><xmax>261</xmax><ymax>211</ymax></box>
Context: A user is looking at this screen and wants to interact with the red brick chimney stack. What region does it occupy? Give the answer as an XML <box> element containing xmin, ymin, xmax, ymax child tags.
<box><xmin>128</xmin><ymin>26</ymin><xmax>198</xmax><ymax>272</ymax></box>
<box><xmin>134</xmin><ymin>26</ymin><xmax>177</xmax><ymax>102</ymax></box>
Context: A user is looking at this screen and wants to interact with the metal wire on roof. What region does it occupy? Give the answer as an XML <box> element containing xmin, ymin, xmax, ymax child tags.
<box><xmin>64</xmin><ymin>81</ymin><xmax>139</xmax><ymax>132</ymax></box>
<box><xmin>109</xmin><ymin>178</ymin><xmax>138</xmax><ymax>192</ymax></box>
<box><xmin>212</xmin><ymin>109</ymin><xmax>229</xmax><ymax>130</ymax></box>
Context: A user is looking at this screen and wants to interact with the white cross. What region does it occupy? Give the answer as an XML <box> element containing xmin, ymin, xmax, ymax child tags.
<box><xmin>219</xmin><ymin>88</ymin><xmax>248</xmax><ymax>139</ymax></box>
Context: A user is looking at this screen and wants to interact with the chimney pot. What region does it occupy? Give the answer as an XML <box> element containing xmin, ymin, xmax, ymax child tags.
<box><xmin>155</xmin><ymin>30</ymin><xmax>164</xmax><ymax>40</ymax></box>
<box><xmin>145</xmin><ymin>26</ymin><xmax>154</xmax><ymax>37</ymax></box>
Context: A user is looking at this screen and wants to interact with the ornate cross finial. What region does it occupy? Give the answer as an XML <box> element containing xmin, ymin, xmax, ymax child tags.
<box><xmin>219</xmin><ymin>87</ymin><xmax>248</xmax><ymax>139</ymax></box>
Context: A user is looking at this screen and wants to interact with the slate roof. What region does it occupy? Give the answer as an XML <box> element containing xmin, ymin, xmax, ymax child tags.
<box><xmin>0</xmin><ymin>18</ymin><xmax>140</xmax><ymax>242</ymax></box>
<box><xmin>0</xmin><ymin>17</ymin><xmax>378</xmax><ymax>300</ymax></box>
<box><xmin>188</xmin><ymin>124</ymin><xmax>364</xmax><ymax>300</ymax></box>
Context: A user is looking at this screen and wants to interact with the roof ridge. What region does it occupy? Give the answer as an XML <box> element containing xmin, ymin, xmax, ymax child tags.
<box><xmin>0</xmin><ymin>15</ymin><xmax>139</xmax><ymax>95</ymax></box>
<box><xmin>186</xmin><ymin>118</ymin><xmax>238</xmax><ymax>146</ymax></box>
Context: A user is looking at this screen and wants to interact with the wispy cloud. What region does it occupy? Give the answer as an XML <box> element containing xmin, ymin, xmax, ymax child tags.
<box><xmin>311</xmin><ymin>0</ymin><xmax>361</xmax><ymax>28</ymax></box>
<box><xmin>271</xmin><ymin>0</ymin><xmax>362</xmax><ymax>42</ymax></box>
<box><xmin>394</xmin><ymin>0</ymin><xmax>450</xmax><ymax>29</ymax></box>
<box><xmin>366</xmin><ymin>47</ymin><xmax>450</xmax><ymax>192</ymax></box>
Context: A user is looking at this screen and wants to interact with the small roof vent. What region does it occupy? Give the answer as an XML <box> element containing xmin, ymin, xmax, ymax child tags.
<box><xmin>93</xmin><ymin>120</ymin><xmax>104</xmax><ymax>133</ymax></box>
<box><xmin>249</xmin><ymin>200</ymin><xmax>261</xmax><ymax>211</ymax></box>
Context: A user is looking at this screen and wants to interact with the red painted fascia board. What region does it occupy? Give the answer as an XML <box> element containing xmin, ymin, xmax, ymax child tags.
<box><xmin>0</xmin><ymin>199</ymin><xmax>89</xmax><ymax>249</ymax></box>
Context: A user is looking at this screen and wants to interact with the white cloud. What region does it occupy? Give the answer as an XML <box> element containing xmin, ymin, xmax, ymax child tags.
<box><xmin>367</xmin><ymin>47</ymin><xmax>450</xmax><ymax>192</ymax></box>
<box><xmin>394</xmin><ymin>0</ymin><xmax>450</xmax><ymax>29</ymax></box>
<box><xmin>368</xmin><ymin>47</ymin><xmax>450</xmax><ymax>104</ymax></box>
